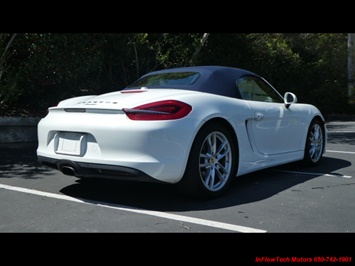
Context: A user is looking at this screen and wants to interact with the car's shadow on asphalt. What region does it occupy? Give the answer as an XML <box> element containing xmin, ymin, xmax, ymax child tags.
<box><xmin>60</xmin><ymin>155</ymin><xmax>351</xmax><ymax>212</ymax></box>
<box><xmin>0</xmin><ymin>142</ymin><xmax>55</xmax><ymax>179</ymax></box>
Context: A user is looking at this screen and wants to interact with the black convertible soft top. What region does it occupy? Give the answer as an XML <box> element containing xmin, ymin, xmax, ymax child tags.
<box><xmin>125</xmin><ymin>65</ymin><xmax>260</xmax><ymax>98</ymax></box>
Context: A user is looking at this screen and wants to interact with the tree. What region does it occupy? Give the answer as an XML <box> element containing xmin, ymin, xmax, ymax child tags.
<box><xmin>0</xmin><ymin>33</ymin><xmax>352</xmax><ymax>117</ymax></box>
<box><xmin>0</xmin><ymin>33</ymin><xmax>18</xmax><ymax>107</ymax></box>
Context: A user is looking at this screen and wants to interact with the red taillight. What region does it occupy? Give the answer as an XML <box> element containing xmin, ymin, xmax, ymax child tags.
<box><xmin>123</xmin><ymin>100</ymin><xmax>192</xmax><ymax>120</ymax></box>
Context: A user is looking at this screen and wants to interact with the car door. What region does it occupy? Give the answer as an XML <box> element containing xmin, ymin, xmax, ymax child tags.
<box><xmin>237</xmin><ymin>76</ymin><xmax>304</xmax><ymax>155</ymax></box>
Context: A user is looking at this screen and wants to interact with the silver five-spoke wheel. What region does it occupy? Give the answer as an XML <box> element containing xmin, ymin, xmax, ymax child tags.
<box><xmin>177</xmin><ymin>122</ymin><xmax>238</xmax><ymax>199</ymax></box>
<box><xmin>199</xmin><ymin>132</ymin><xmax>232</xmax><ymax>192</ymax></box>
<box><xmin>308</xmin><ymin>123</ymin><xmax>323</xmax><ymax>163</ymax></box>
<box><xmin>304</xmin><ymin>119</ymin><xmax>325</xmax><ymax>166</ymax></box>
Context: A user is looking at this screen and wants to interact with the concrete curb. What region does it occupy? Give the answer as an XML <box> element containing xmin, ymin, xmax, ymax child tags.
<box><xmin>0</xmin><ymin>117</ymin><xmax>42</xmax><ymax>143</ymax></box>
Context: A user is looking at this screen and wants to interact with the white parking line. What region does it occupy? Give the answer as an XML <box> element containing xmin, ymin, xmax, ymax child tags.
<box><xmin>326</xmin><ymin>150</ymin><xmax>355</xmax><ymax>155</ymax></box>
<box><xmin>0</xmin><ymin>183</ymin><xmax>266</xmax><ymax>233</ymax></box>
<box><xmin>328</xmin><ymin>131</ymin><xmax>354</xmax><ymax>133</ymax></box>
<box><xmin>272</xmin><ymin>170</ymin><xmax>352</xmax><ymax>178</ymax></box>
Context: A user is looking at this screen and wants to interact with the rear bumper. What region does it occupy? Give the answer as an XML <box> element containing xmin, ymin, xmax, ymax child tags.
<box><xmin>38</xmin><ymin>156</ymin><xmax>164</xmax><ymax>183</ymax></box>
<box><xmin>36</xmin><ymin>111</ymin><xmax>198</xmax><ymax>183</ymax></box>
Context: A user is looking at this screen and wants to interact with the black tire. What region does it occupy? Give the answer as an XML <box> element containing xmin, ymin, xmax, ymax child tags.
<box><xmin>176</xmin><ymin>122</ymin><xmax>238</xmax><ymax>199</ymax></box>
<box><xmin>303</xmin><ymin>119</ymin><xmax>325</xmax><ymax>166</ymax></box>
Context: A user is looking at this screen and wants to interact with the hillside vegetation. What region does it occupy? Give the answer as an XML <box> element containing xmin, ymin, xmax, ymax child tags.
<box><xmin>1</xmin><ymin>33</ymin><xmax>353</xmax><ymax>118</ymax></box>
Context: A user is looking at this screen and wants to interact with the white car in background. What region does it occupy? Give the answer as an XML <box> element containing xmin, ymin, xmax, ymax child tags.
<box><xmin>37</xmin><ymin>66</ymin><xmax>327</xmax><ymax>199</ymax></box>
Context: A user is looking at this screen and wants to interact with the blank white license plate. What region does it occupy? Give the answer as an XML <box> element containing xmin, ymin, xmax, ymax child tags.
<box><xmin>54</xmin><ymin>132</ymin><xmax>86</xmax><ymax>156</ymax></box>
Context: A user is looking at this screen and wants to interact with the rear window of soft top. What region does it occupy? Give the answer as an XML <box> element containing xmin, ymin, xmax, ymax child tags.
<box><xmin>126</xmin><ymin>72</ymin><xmax>201</xmax><ymax>88</ymax></box>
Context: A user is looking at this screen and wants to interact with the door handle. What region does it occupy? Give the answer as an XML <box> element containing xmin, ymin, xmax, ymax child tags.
<box><xmin>255</xmin><ymin>112</ymin><xmax>264</xmax><ymax>121</ymax></box>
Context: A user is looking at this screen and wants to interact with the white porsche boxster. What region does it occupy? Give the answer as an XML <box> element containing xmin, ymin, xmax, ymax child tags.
<box><xmin>37</xmin><ymin>66</ymin><xmax>327</xmax><ymax>199</ymax></box>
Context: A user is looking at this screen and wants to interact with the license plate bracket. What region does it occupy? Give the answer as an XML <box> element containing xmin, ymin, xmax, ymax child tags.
<box><xmin>54</xmin><ymin>132</ymin><xmax>86</xmax><ymax>156</ymax></box>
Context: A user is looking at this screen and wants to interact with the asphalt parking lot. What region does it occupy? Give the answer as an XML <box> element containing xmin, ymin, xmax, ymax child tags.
<box><xmin>1</xmin><ymin>119</ymin><xmax>354</xmax><ymax>234</ymax></box>
<box><xmin>1</xmin><ymin>119</ymin><xmax>354</xmax><ymax>262</ymax></box>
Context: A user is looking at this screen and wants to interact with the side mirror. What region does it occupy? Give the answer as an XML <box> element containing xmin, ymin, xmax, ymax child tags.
<box><xmin>284</xmin><ymin>92</ymin><xmax>297</xmax><ymax>108</ymax></box>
